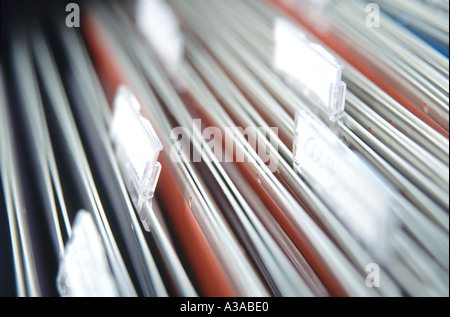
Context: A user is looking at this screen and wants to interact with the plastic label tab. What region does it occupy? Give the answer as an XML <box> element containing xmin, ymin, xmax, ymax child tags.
<box><xmin>136</xmin><ymin>0</ymin><xmax>184</xmax><ymax>73</ymax></box>
<box><xmin>274</xmin><ymin>18</ymin><xmax>346</xmax><ymax>121</ymax></box>
<box><xmin>110</xmin><ymin>86</ymin><xmax>163</xmax><ymax>231</ymax></box>
<box><xmin>57</xmin><ymin>210</ymin><xmax>120</xmax><ymax>297</ymax></box>
<box><xmin>294</xmin><ymin>109</ymin><xmax>395</xmax><ymax>260</ymax></box>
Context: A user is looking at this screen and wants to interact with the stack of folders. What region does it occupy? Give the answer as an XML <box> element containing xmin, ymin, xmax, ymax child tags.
<box><xmin>0</xmin><ymin>0</ymin><xmax>448</xmax><ymax>298</ymax></box>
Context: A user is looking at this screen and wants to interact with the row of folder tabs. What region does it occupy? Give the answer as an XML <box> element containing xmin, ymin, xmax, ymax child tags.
<box><xmin>0</xmin><ymin>0</ymin><xmax>448</xmax><ymax>297</ymax></box>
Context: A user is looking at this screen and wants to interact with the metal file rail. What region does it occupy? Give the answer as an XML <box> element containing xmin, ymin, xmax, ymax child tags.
<box><xmin>1</xmin><ymin>66</ymin><xmax>40</xmax><ymax>297</ymax></box>
<box><xmin>329</xmin><ymin>0</ymin><xmax>449</xmax><ymax>132</ymax></box>
<box><xmin>373</xmin><ymin>0</ymin><xmax>449</xmax><ymax>48</ymax></box>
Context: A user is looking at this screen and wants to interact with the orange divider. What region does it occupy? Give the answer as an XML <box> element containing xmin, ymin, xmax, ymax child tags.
<box><xmin>157</xmin><ymin>153</ymin><xmax>237</xmax><ymax>297</ymax></box>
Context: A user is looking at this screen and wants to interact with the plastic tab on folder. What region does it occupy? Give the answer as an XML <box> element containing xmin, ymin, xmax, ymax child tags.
<box><xmin>57</xmin><ymin>210</ymin><xmax>120</xmax><ymax>297</ymax></box>
<box><xmin>293</xmin><ymin>109</ymin><xmax>395</xmax><ymax>260</ymax></box>
<box><xmin>282</xmin><ymin>0</ymin><xmax>331</xmax><ymax>30</ymax></box>
<box><xmin>274</xmin><ymin>18</ymin><xmax>347</xmax><ymax>122</ymax></box>
<box><xmin>136</xmin><ymin>0</ymin><xmax>184</xmax><ymax>74</ymax></box>
<box><xmin>110</xmin><ymin>86</ymin><xmax>163</xmax><ymax>232</ymax></box>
